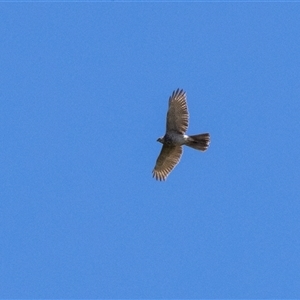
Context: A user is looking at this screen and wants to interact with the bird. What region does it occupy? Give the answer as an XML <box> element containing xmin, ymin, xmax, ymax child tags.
<box><xmin>152</xmin><ymin>89</ymin><xmax>210</xmax><ymax>181</ymax></box>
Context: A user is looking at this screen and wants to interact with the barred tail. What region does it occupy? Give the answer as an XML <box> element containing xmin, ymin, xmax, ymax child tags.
<box><xmin>185</xmin><ymin>133</ymin><xmax>210</xmax><ymax>151</ymax></box>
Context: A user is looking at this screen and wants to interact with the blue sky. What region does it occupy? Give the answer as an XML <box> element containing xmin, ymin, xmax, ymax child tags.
<box><xmin>1</xmin><ymin>3</ymin><xmax>300</xmax><ymax>298</ymax></box>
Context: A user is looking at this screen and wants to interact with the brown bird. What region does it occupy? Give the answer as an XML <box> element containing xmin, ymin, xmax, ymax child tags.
<box><xmin>152</xmin><ymin>89</ymin><xmax>210</xmax><ymax>181</ymax></box>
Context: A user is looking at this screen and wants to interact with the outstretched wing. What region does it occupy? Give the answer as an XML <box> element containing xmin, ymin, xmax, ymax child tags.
<box><xmin>152</xmin><ymin>145</ymin><xmax>183</xmax><ymax>181</ymax></box>
<box><xmin>166</xmin><ymin>89</ymin><xmax>189</xmax><ymax>134</ymax></box>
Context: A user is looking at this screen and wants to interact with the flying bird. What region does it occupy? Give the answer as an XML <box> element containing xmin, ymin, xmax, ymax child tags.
<box><xmin>152</xmin><ymin>89</ymin><xmax>210</xmax><ymax>181</ymax></box>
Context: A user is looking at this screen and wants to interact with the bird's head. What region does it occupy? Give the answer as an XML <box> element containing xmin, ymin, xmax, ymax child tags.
<box><xmin>157</xmin><ymin>137</ymin><xmax>164</xmax><ymax>144</ymax></box>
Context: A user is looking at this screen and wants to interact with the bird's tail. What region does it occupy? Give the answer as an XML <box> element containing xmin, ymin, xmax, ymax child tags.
<box><xmin>185</xmin><ymin>133</ymin><xmax>210</xmax><ymax>151</ymax></box>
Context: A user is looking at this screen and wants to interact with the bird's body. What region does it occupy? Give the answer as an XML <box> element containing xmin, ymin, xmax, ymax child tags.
<box><xmin>157</xmin><ymin>132</ymin><xmax>188</xmax><ymax>146</ymax></box>
<box><xmin>152</xmin><ymin>89</ymin><xmax>210</xmax><ymax>181</ymax></box>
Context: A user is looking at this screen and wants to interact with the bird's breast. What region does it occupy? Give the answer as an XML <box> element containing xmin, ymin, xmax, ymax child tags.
<box><xmin>164</xmin><ymin>132</ymin><xmax>186</xmax><ymax>146</ymax></box>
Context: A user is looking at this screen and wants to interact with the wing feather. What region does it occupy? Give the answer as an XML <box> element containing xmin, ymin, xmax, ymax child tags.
<box><xmin>152</xmin><ymin>145</ymin><xmax>183</xmax><ymax>181</ymax></box>
<box><xmin>166</xmin><ymin>89</ymin><xmax>189</xmax><ymax>134</ymax></box>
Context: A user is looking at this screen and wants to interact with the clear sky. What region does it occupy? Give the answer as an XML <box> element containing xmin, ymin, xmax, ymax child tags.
<box><xmin>1</xmin><ymin>2</ymin><xmax>300</xmax><ymax>299</ymax></box>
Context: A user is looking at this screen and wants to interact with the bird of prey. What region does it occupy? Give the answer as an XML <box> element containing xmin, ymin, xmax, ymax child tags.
<box><xmin>152</xmin><ymin>89</ymin><xmax>210</xmax><ymax>181</ymax></box>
